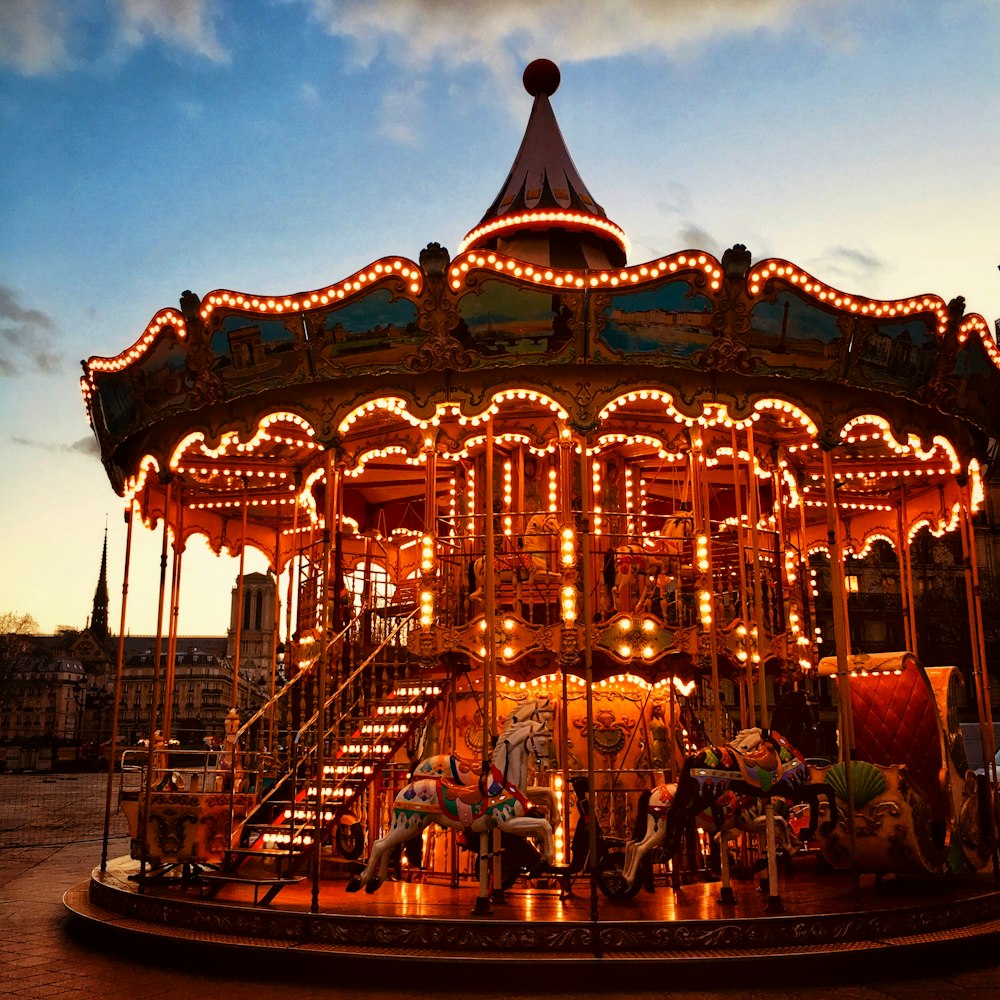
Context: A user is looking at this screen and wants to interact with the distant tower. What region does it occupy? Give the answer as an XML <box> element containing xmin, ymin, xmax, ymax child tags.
<box><xmin>227</xmin><ymin>572</ymin><xmax>276</xmax><ymax>686</ymax></box>
<box><xmin>91</xmin><ymin>526</ymin><xmax>110</xmax><ymax>642</ymax></box>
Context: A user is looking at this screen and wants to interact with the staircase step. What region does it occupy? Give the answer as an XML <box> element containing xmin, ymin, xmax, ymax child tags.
<box><xmin>226</xmin><ymin>846</ymin><xmax>304</xmax><ymax>860</ymax></box>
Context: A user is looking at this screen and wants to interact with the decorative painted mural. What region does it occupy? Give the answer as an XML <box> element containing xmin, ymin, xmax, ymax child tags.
<box><xmin>594</xmin><ymin>279</ymin><xmax>713</xmax><ymax>361</ymax></box>
<box><xmin>453</xmin><ymin>280</ymin><xmax>578</xmax><ymax>359</ymax></box>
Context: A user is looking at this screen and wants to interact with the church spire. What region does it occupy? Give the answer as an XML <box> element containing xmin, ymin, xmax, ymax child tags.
<box><xmin>91</xmin><ymin>523</ymin><xmax>109</xmax><ymax>642</ymax></box>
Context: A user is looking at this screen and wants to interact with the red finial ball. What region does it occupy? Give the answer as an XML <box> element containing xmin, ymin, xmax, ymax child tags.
<box><xmin>523</xmin><ymin>59</ymin><xmax>560</xmax><ymax>97</ymax></box>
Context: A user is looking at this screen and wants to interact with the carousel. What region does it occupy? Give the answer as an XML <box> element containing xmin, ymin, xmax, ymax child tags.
<box><xmin>65</xmin><ymin>60</ymin><xmax>1000</xmax><ymax>974</ymax></box>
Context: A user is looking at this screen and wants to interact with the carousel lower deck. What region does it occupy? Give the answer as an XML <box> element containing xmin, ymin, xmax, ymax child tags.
<box><xmin>64</xmin><ymin>852</ymin><xmax>1000</xmax><ymax>982</ymax></box>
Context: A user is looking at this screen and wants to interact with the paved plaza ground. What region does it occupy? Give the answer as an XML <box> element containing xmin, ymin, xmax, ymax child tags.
<box><xmin>1</xmin><ymin>773</ymin><xmax>999</xmax><ymax>999</ymax></box>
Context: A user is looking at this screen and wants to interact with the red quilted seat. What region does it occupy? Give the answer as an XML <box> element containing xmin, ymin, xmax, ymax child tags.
<box><xmin>848</xmin><ymin>666</ymin><xmax>947</xmax><ymax>821</ymax></box>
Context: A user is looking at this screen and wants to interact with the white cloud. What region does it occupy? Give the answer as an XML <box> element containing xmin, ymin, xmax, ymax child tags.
<box><xmin>300</xmin><ymin>81</ymin><xmax>320</xmax><ymax>104</ymax></box>
<box><xmin>377</xmin><ymin>80</ymin><xmax>427</xmax><ymax>145</ymax></box>
<box><xmin>0</xmin><ymin>0</ymin><xmax>73</xmax><ymax>75</ymax></box>
<box><xmin>114</xmin><ymin>0</ymin><xmax>229</xmax><ymax>64</ymax></box>
<box><xmin>297</xmin><ymin>0</ymin><xmax>846</xmax><ymax>141</ymax></box>
<box><xmin>0</xmin><ymin>0</ymin><xmax>228</xmax><ymax>76</ymax></box>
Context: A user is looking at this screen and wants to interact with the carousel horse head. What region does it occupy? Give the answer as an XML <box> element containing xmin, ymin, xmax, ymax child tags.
<box><xmin>502</xmin><ymin>696</ymin><xmax>553</xmax><ymax>733</ymax></box>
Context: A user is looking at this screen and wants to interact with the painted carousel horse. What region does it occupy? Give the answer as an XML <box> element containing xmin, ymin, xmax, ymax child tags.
<box><xmin>411</xmin><ymin>697</ymin><xmax>552</xmax><ymax>786</ymax></box>
<box><xmin>660</xmin><ymin>728</ymin><xmax>837</xmax><ymax>893</ymax></box>
<box><xmin>410</xmin><ymin>699</ymin><xmax>559</xmax><ymax>827</ymax></box>
<box><xmin>469</xmin><ymin>512</ymin><xmax>560</xmax><ymax>613</ymax></box>
<box><xmin>619</xmin><ymin>781</ymin><xmax>802</xmax><ymax>900</ymax></box>
<box><xmin>612</xmin><ymin>514</ymin><xmax>693</xmax><ymax>615</ymax></box>
<box><xmin>612</xmin><ymin>543</ymin><xmax>646</xmax><ymax>612</ymax></box>
<box><xmin>347</xmin><ymin>719</ymin><xmax>554</xmax><ymax>894</ymax></box>
<box><xmin>638</xmin><ymin>513</ymin><xmax>693</xmax><ymax>615</ymax></box>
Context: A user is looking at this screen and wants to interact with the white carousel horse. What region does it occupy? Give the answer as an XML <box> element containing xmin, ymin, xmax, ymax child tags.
<box><xmin>409</xmin><ymin>699</ymin><xmax>559</xmax><ymax>833</ymax></box>
<box><xmin>469</xmin><ymin>512</ymin><xmax>560</xmax><ymax>611</ymax></box>
<box><xmin>347</xmin><ymin>719</ymin><xmax>554</xmax><ymax>894</ymax></box>
<box><xmin>411</xmin><ymin>697</ymin><xmax>553</xmax><ymax>786</ymax></box>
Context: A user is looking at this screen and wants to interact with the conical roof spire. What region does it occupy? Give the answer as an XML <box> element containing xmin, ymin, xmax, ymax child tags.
<box><xmin>460</xmin><ymin>60</ymin><xmax>628</xmax><ymax>269</ymax></box>
<box><xmin>91</xmin><ymin>523</ymin><xmax>110</xmax><ymax>642</ymax></box>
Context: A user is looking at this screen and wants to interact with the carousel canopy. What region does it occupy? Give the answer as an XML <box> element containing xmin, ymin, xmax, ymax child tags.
<box><xmin>80</xmin><ymin>61</ymin><xmax>1000</xmax><ymax>576</ymax></box>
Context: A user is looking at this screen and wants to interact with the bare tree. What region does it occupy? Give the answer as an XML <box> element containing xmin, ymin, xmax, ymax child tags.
<box><xmin>0</xmin><ymin>611</ymin><xmax>40</xmax><ymax>703</ymax></box>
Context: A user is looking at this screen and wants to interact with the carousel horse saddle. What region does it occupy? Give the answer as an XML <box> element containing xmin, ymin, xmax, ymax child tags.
<box><xmin>733</xmin><ymin>746</ymin><xmax>784</xmax><ymax>791</ymax></box>
<box><xmin>437</xmin><ymin>780</ymin><xmax>490</xmax><ymax>826</ymax></box>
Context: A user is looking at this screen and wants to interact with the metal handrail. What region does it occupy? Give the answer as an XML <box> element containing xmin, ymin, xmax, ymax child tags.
<box><xmin>238</xmin><ymin>607</ymin><xmax>420</xmax><ymax>850</ymax></box>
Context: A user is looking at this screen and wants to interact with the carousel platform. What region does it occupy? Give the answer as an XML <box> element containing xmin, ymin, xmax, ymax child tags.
<box><xmin>64</xmin><ymin>853</ymin><xmax>1000</xmax><ymax>985</ymax></box>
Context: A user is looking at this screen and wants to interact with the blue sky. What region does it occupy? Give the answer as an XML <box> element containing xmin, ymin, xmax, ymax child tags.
<box><xmin>2</xmin><ymin>0</ymin><xmax>999</xmax><ymax>635</ymax></box>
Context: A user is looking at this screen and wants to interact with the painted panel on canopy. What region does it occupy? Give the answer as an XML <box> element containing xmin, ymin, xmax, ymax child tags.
<box><xmin>310</xmin><ymin>288</ymin><xmax>421</xmax><ymax>376</ymax></box>
<box><xmin>848</xmin><ymin>316</ymin><xmax>937</xmax><ymax>394</ymax></box>
<box><xmin>209</xmin><ymin>314</ymin><xmax>308</xmax><ymax>389</ymax></box>
<box><xmin>452</xmin><ymin>280</ymin><xmax>579</xmax><ymax>359</ymax></box>
<box><xmin>953</xmin><ymin>335</ymin><xmax>1000</xmax><ymax>435</ymax></box>
<box><xmin>92</xmin><ymin>334</ymin><xmax>189</xmax><ymax>439</ymax></box>
<box><xmin>749</xmin><ymin>293</ymin><xmax>846</xmax><ymax>379</ymax></box>
<box><xmin>594</xmin><ymin>279</ymin><xmax>713</xmax><ymax>361</ymax></box>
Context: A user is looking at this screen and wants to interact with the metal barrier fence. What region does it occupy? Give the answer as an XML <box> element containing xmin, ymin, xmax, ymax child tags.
<box><xmin>0</xmin><ymin>772</ymin><xmax>127</xmax><ymax>849</ymax></box>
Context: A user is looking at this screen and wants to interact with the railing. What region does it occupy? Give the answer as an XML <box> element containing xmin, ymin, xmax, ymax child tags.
<box><xmin>424</xmin><ymin>517</ymin><xmax>787</xmax><ymax>636</ymax></box>
<box><xmin>269</xmin><ymin>608</ymin><xmax>424</xmax><ymax>851</ymax></box>
<box><xmin>191</xmin><ymin>604</ymin><xmax>420</xmax><ymax>853</ymax></box>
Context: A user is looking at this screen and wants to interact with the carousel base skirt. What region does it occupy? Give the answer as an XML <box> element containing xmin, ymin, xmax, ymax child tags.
<box><xmin>64</xmin><ymin>855</ymin><xmax>1000</xmax><ymax>986</ymax></box>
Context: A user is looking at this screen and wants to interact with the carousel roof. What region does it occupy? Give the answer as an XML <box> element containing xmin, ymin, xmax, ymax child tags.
<box><xmin>77</xmin><ymin>61</ymin><xmax>1000</xmax><ymax>575</ymax></box>
<box><xmin>460</xmin><ymin>59</ymin><xmax>628</xmax><ymax>269</ymax></box>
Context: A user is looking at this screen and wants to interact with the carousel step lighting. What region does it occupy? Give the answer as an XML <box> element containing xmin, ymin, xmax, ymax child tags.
<box><xmin>375</xmin><ymin>703</ymin><xmax>425</xmax><ymax>715</ymax></box>
<box><xmin>359</xmin><ymin>723</ymin><xmax>407</xmax><ymax>735</ymax></box>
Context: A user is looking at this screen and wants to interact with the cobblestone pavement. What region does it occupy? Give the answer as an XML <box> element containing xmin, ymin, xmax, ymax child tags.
<box><xmin>0</xmin><ymin>773</ymin><xmax>128</xmax><ymax>848</ymax></box>
<box><xmin>1</xmin><ymin>776</ymin><xmax>999</xmax><ymax>999</ymax></box>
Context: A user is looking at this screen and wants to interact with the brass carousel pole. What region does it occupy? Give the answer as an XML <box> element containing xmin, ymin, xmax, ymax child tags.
<box><xmin>821</xmin><ymin>444</ymin><xmax>859</xmax><ymax>901</ymax></box>
<box><xmin>729</xmin><ymin>426</ymin><xmax>753</xmax><ymax>728</ymax></box>
<box><xmin>579</xmin><ymin>433</ymin><xmax>601</xmax><ymax>947</ymax></box>
<box><xmin>269</xmin><ymin>527</ymin><xmax>282</xmax><ymax>756</ymax></box>
<box><xmin>231</xmin><ymin>476</ymin><xmax>249</xmax><ymax>711</ymax></box>
<box><xmin>899</xmin><ymin>485</ymin><xmax>919</xmax><ymax>658</ymax></box>
<box><xmin>138</xmin><ymin>478</ymin><xmax>172</xmax><ymax>889</ymax></box>
<box><xmin>284</xmin><ymin>478</ymin><xmax>301</xmax><ymax>751</ymax></box>
<box><xmin>745</xmin><ymin>424</ymin><xmax>782</xmax><ymax>910</ymax></box>
<box><xmin>691</xmin><ymin>431</ymin><xmax>722</xmax><ymax>745</ymax></box>
<box><xmin>162</xmin><ymin>485</ymin><xmax>184</xmax><ymax>744</ymax></box>
<box><xmin>745</xmin><ymin>423</ymin><xmax>768</xmax><ymax>727</ymax></box>
<box><xmin>894</xmin><ymin>496</ymin><xmax>914</xmax><ymax>653</ymax></box>
<box><xmin>958</xmin><ymin>477</ymin><xmax>1000</xmax><ymax>880</ymax></box>
<box><xmin>312</xmin><ymin>451</ymin><xmax>337</xmax><ymax>913</ymax></box>
<box><xmin>101</xmin><ymin>501</ymin><xmax>134</xmax><ymax>873</ymax></box>
<box><xmin>732</xmin><ymin>427</ymin><xmax>755</xmax><ymax>727</ymax></box>
<box><xmin>476</xmin><ymin>413</ymin><xmax>497</xmax><ymax>912</ymax></box>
